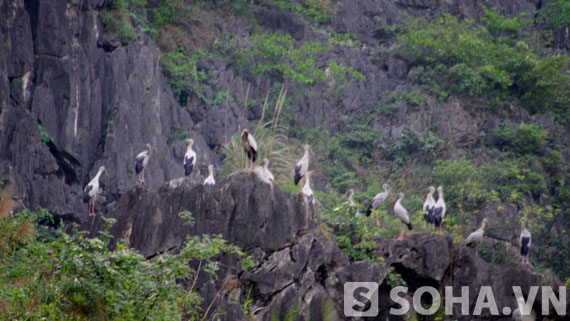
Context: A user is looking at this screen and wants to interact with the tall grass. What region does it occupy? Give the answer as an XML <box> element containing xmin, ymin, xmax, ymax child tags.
<box><xmin>221</xmin><ymin>86</ymin><xmax>297</xmax><ymax>180</ymax></box>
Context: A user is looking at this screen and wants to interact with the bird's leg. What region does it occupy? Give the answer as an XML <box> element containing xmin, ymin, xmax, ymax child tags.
<box><xmin>142</xmin><ymin>168</ymin><xmax>145</xmax><ymax>184</ymax></box>
<box><xmin>397</xmin><ymin>226</ymin><xmax>405</xmax><ymax>241</ymax></box>
<box><xmin>375</xmin><ymin>212</ymin><xmax>381</xmax><ymax>228</ymax></box>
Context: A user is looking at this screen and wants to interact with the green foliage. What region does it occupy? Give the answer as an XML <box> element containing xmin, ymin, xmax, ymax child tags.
<box><xmin>539</xmin><ymin>0</ymin><xmax>570</xmax><ymax>29</ymax></box>
<box><xmin>393</xmin><ymin>13</ymin><xmax>570</xmax><ymax>120</ymax></box>
<box><xmin>478</xmin><ymin>241</ymin><xmax>517</xmax><ymax>266</ymax></box>
<box><xmin>494</xmin><ymin>123</ymin><xmax>547</xmax><ymax>155</ymax></box>
<box><xmin>0</xmin><ymin>210</ymin><xmax>252</xmax><ymax>320</ymax></box>
<box><xmin>248</xmin><ymin>33</ymin><xmax>331</xmax><ymax>85</ymax></box>
<box><xmin>386</xmin><ymin>90</ymin><xmax>427</xmax><ymax>107</ymax></box>
<box><xmin>167</xmin><ymin>126</ymin><xmax>188</xmax><ymax>146</ymax></box>
<box><xmin>160</xmin><ymin>50</ymin><xmax>212</xmax><ymax>107</ymax></box>
<box><xmin>38</xmin><ymin>124</ymin><xmax>52</xmax><ymax>145</ymax></box>
<box><xmin>269</xmin><ymin>0</ymin><xmax>335</xmax><ymax>23</ymax></box>
<box><xmin>480</xmin><ymin>5</ymin><xmax>531</xmax><ymax>38</ymax></box>
<box><xmin>385</xmin><ymin>267</ymin><xmax>407</xmax><ymax>288</ymax></box>
<box><xmin>389</xmin><ymin>128</ymin><xmax>443</xmax><ymax>165</ymax></box>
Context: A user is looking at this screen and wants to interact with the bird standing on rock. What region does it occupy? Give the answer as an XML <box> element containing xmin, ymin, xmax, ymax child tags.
<box><xmin>394</xmin><ymin>192</ymin><xmax>413</xmax><ymax>241</ymax></box>
<box><xmin>434</xmin><ymin>186</ymin><xmax>446</xmax><ymax>233</ymax></box>
<box><xmin>184</xmin><ymin>139</ymin><xmax>196</xmax><ymax>179</ymax></box>
<box><xmin>83</xmin><ymin>166</ymin><xmax>107</xmax><ymax>217</ymax></box>
<box><xmin>366</xmin><ymin>183</ymin><xmax>390</xmax><ymax>227</ymax></box>
<box><xmin>204</xmin><ymin>164</ymin><xmax>216</xmax><ymax>187</ymax></box>
<box><xmin>241</xmin><ymin>129</ymin><xmax>257</xmax><ymax>170</ymax></box>
<box><xmin>422</xmin><ymin>186</ymin><xmax>436</xmax><ymax>230</ymax></box>
<box><xmin>135</xmin><ymin>143</ymin><xmax>151</xmax><ymax>184</ymax></box>
<box><xmin>519</xmin><ymin>219</ymin><xmax>532</xmax><ymax>265</ymax></box>
<box><xmin>294</xmin><ymin>145</ymin><xmax>310</xmax><ymax>191</ymax></box>
<box><xmin>465</xmin><ymin>218</ymin><xmax>488</xmax><ymax>255</ymax></box>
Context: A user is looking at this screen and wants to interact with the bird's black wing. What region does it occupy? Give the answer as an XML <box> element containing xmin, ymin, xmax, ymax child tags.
<box><xmin>521</xmin><ymin>236</ymin><xmax>531</xmax><ymax>256</ymax></box>
<box><xmin>366</xmin><ymin>199</ymin><xmax>374</xmax><ymax>217</ymax></box>
<box><xmin>433</xmin><ymin>207</ymin><xmax>443</xmax><ymax>227</ymax></box>
<box><xmin>294</xmin><ymin>164</ymin><xmax>302</xmax><ymax>185</ymax></box>
<box><xmin>184</xmin><ymin>156</ymin><xmax>194</xmax><ymax>176</ymax></box>
<box><xmin>135</xmin><ymin>155</ymin><xmax>145</xmax><ymax>174</ymax></box>
<box><xmin>83</xmin><ymin>185</ymin><xmax>93</xmax><ymax>203</ymax></box>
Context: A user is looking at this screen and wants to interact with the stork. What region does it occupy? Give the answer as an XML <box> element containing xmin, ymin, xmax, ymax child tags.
<box><xmin>241</xmin><ymin>129</ymin><xmax>257</xmax><ymax>170</ymax></box>
<box><xmin>434</xmin><ymin>186</ymin><xmax>446</xmax><ymax>233</ymax></box>
<box><xmin>423</xmin><ymin>186</ymin><xmax>436</xmax><ymax>230</ymax></box>
<box><xmin>465</xmin><ymin>218</ymin><xmax>488</xmax><ymax>255</ymax></box>
<box><xmin>83</xmin><ymin>166</ymin><xmax>106</xmax><ymax>217</ymax></box>
<box><xmin>520</xmin><ymin>219</ymin><xmax>531</xmax><ymax>265</ymax></box>
<box><xmin>184</xmin><ymin>139</ymin><xmax>196</xmax><ymax>179</ymax></box>
<box><xmin>394</xmin><ymin>192</ymin><xmax>413</xmax><ymax>241</ymax></box>
<box><xmin>366</xmin><ymin>183</ymin><xmax>390</xmax><ymax>227</ymax></box>
<box><xmin>301</xmin><ymin>171</ymin><xmax>314</xmax><ymax>205</ymax></box>
<box><xmin>294</xmin><ymin>145</ymin><xmax>311</xmax><ymax>191</ymax></box>
<box><xmin>204</xmin><ymin>164</ymin><xmax>216</xmax><ymax>187</ymax></box>
<box><xmin>135</xmin><ymin>143</ymin><xmax>151</xmax><ymax>184</ymax></box>
<box><xmin>334</xmin><ymin>188</ymin><xmax>359</xmax><ymax>216</ymax></box>
<box><xmin>254</xmin><ymin>158</ymin><xmax>274</xmax><ymax>184</ymax></box>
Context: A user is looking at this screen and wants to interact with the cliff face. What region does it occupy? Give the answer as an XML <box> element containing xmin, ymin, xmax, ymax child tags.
<box><xmin>86</xmin><ymin>173</ymin><xmax>567</xmax><ymax>320</ymax></box>
<box><xmin>0</xmin><ymin>0</ymin><xmax>214</xmax><ymax>221</ymax></box>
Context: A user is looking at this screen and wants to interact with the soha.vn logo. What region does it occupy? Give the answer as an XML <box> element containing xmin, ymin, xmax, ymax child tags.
<box><xmin>344</xmin><ymin>282</ymin><xmax>567</xmax><ymax>317</ymax></box>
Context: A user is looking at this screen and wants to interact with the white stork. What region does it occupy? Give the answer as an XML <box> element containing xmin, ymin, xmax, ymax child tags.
<box><xmin>241</xmin><ymin>129</ymin><xmax>257</xmax><ymax>170</ymax></box>
<box><xmin>184</xmin><ymin>139</ymin><xmax>196</xmax><ymax>179</ymax></box>
<box><xmin>366</xmin><ymin>183</ymin><xmax>390</xmax><ymax>227</ymax></box>
<box><xmin>301</xmin><ymin>171</ymin><xmax>314</xmax><ymax>205</ymax></box>
<box><xmin>465</xmin><ymin>218</ymin><xmax>488</xmax><ymax>255</ymax></box>
<box><xmin>254</xmin><ymin>158</ymin><xmax>274</xmax><ymax>184</ymax></box>
<box><xmin>83</xmin><ymin>166</ymin><xmax>106</xmax><ymax>217</ymax></box>
<box><xmin>423</xmin><ymin>186</ymin><xmax>436</xmax><ymax>230</ymax></box>
<box><xmin>394</xmin><ymin>192</ymin><xmax>413</xmax><ymax>241</ymax></box>
<box><xmin>135</xmin><ymin>143</ymin><xmax>151</xmax><ymax>184</ymax></box>
<box><xmin>203</xmin><ymin>164</ymin><xmax>216</xmax><ymax>187</ymax></box>
<box><xmin>294</xmin><ymin>145</ymin><xmax>311</xmax><ymax>190</ymax></box>
<box><xmin>520</xmin><ymin>219</ymin><xmax>531</xmax><ymax>265</ymax></box>
<box><xmin>434</xmin><ymin>186</ymin><xmax>446</xmax><ymax>233</ymax></box>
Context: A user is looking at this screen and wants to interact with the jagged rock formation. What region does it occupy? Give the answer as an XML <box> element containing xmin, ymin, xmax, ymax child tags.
<box><xmin>0</xmin><ymin>0</ymin><xmax>214</xmax><ymax>221</ymax></box>
<box><xmin>86</xmin><ymin>173</ymin><xmax>568</xmax><ymax>320</ymax></box>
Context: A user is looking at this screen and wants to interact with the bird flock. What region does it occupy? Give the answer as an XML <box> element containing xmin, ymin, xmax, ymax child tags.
<box><xmin>82</xmin><ymin>128</ymin><xmax>532</xmax><ymax>265</ymax></box>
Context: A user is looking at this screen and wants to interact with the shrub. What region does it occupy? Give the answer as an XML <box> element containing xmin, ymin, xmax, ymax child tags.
<box><xmin>393</xmin><ymin>13</ymin><xmax>570</xmax><ymax>120</ymax></box>
<box><xmin>494</xmin><ymin>123</ymin><xmax>547</xmax><ymax>155</ymax></box>
<box><xmin>0</xmin><ymin>210</ymin><xmax>253</xmax><ymax>320</ymax></box>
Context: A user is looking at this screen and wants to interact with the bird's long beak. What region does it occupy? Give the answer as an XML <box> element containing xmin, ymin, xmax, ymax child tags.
<box><xmin>105</xmin><ymin>172</ymin><xmax>109</xmax><ymax>179</ymax></box>
<box><xmin>339</xmin><ymin>192</ymin><xmax>347</xmax><ymax>202</ymax></box>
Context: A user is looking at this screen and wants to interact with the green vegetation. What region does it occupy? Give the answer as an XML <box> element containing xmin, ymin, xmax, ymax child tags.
<box><xmin>38</xmin><ymin>124</ymin><xmax>52</xmax><ymax>145</ymax></box>
<box><xmin>539</xmin><ymin>0</ymin><xmax>570</xmax><ymax>29</ymax></box>
<box><xmin>0</xmin><ymin>209</ymin><xmax>253</xmax><ymax>320</ymax></box>
<box><xmin>494</xmin><ymin>123</ymin><xmax>547</xmax><ymax>155</ymax></box>
<box><xmin>269</xmin><ymin>0</ymin><xmax>336</xmax><ymax>23</ymax></box>
<box><xmin>393</xmin><ymin>12</ymin><xmax>570</xmax><ymax>119</ymax></box>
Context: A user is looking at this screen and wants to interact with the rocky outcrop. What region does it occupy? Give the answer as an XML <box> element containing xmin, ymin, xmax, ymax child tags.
<box><xmin>86</xmin><ymin>173</ymin><xmax>568</xmax><ymax>320</ymax></box>
<box><xmin>0</xmin><ymin>0</ymin><xmax>214</xmax><ymax>221</ymax></box>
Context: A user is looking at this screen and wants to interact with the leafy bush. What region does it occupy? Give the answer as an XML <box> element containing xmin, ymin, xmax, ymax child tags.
<box><xmin>0</xmin><ymin>210</ymin><xmax>252</xmax><ymax>320</ymax></box>
<box><xmin>389</xmin><ymin>129</ymin><xmax>443</xmax><ymax>165</ymax></box>
<box><xmin>539</xmin><ymin>0</ymin><xmax>570</xmax><ymax>29</ymax></box>
<box><xmin>160</xmin><ymin>50</ymin><xmax>211</xmax><ymax>107</ymax></box>
<box><xmin>494</xmin><ymin>123</ymin><xmax>547</xmax><ymax>155</ymax></box>
<box><xmin>393</xmin><ymin>13</ymin><xmax>570</xmax><ymax>120</ymax></box>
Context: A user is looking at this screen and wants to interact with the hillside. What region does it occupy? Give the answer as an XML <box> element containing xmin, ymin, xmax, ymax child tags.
<box><xmin>1</xmin><ymin>0</ymin><xmax>570</xmax><ymax>319</ymax></box>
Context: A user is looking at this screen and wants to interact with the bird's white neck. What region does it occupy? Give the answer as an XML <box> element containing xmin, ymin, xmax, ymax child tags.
<box><xmin>208</xmin><ymin>167</ymin><xmax>214</xmax><ymax>177</ymax></box>
<box><xmin>95</xmin><ymin>168</ymin><xmax>104</xmax><ymax>181</ymax></box>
